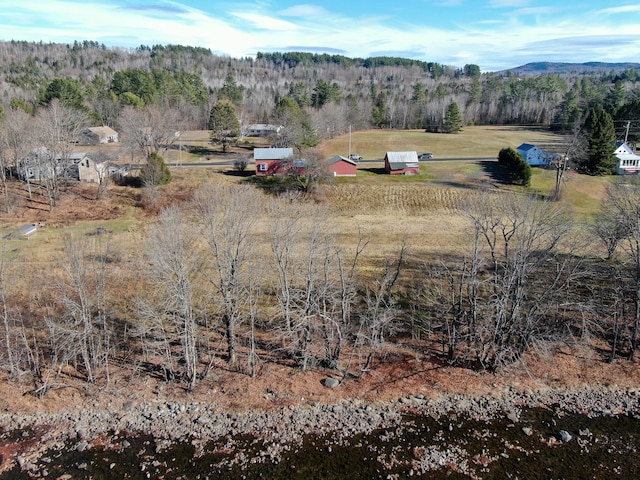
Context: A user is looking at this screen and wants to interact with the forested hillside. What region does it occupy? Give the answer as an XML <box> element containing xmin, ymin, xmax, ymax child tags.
<box><xmin>1</xmin><ymin>40</ymin><xmax>639</xmax><ymax>148</ymax></box>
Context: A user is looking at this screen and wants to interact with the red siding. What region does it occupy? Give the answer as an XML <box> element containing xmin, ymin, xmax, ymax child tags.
<box><xmin>384</xmin><ymin>159</ymin><xmax>420</xmax><ymax>175</ymax></box>
<box><xmin>330</xmin><ymin>159</ymin><xmax>357</xmax><ymax>176</ymax></box>
<box><xmin>256</xmin><ymin>159</ymin><xmax>285</xmax><ymax>175</ymax></box>
<box><xmin>256</xmin><ymin>159</ymin><xmax>307</xmax><ymax>176</ymax></box>
<box><xmin>389</xmin><ymin>167</ymin><xmax>420</xmax><ymax>175</ymax></box>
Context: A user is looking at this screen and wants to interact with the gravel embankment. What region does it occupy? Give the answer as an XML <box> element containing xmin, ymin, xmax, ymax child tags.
<box><xmin>2</xmin><ymin>384</ymin><xmax>639</xmax><ymax>466</ymax></box>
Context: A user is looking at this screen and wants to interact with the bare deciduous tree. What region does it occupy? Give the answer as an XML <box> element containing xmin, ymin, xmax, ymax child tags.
<box><xmin>141</xmin><ymin>206</ymin><xmax>202</xmax><ymax>389</ymax></box>
<box><xmin>117</xmin><ymin>104</ymin><xmax>182</xmax><ymax>160</ymax></box>
<box><xmin>42</xmin><ymin>234</ymin><xmax>112</xmax><ymax>394</ymax></box>
<box><xmin>34</xmin><ymin>100</ymin><xmax>89</xmax><ymax>209</ymax></box>
<box><xmin>432</xmin><ymin>192</ymin><xmax>582</xmax><ymax>369</ymax></box>
<box><xmin>598</xmin><ymin>177</ymin><xmax>640</xmax><ymax>360</ymax></box>
<box><xmin>196</xmin><ymin>183</ymin><xmax>262</xmax><ymax>367</ymax></box>
<box><xmin>357</xmin><ymin>240</ymin><xmax>406</xmax><ymax>374</ymax></box>
<box><xmin>0</xmin><ymin>107</ymin><xmax>35</xmax><ymax>206</ymax></box>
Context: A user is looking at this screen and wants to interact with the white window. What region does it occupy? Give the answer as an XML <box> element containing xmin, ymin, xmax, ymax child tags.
<box><xmin>258</xmin><ymin>163</ymin><xmax>268</xmax><ymax>172</ymax></box>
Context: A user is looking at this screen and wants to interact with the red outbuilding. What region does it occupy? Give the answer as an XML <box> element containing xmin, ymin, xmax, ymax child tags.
<box><xmin>327</xmin><ymin>155</ymin><xmax>358</xmax><ymax>176</ymax></box>
<box><xmin>384</xmin><ymin>151</ymin><xmax>420</xmax><ymax>175</ymax></box>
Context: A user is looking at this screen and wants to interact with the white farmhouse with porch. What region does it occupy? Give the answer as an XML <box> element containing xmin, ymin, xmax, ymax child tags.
<box><xmin>615</xmin><ymin>141</ymin><xmax>640</xmax><ymax>174</ymax></box>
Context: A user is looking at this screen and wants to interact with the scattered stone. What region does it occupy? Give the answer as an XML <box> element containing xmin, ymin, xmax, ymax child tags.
<box><xmin>522</xmin><ymin>427</ymin><xmax>533</xmax><ymax>436</ymax></box>
<box><xmin>558</xmin><ymin>430</ymin><xmax>572</xmax><ymax>443</ymax></box>
<box><xmin>506</xmin><ymin>412</ymin><xmax>519</xmax><ymax>424</ymax></box>
<box><xmin>324</xmin><ymin>377</ymin><xmax>340</xmax><ymax>389</ymax></box>
<box><xmin>76</xmin><ymin>440</ymin><xmax>89</xmax><ymax>452</ymax></box>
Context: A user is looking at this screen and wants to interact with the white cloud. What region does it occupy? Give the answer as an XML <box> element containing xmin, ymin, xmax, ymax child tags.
<box><xmin>597</xmin><ymin>5</ymin><xmax>640</xmax><ymax>15</ymax></box>
<box><xmin>278</xmin><ymin>5</ymin><xmax>330</xmax><ymax>17</ymax></box>
<box><xmin>228</xmin><ymin>11</ymin><xmax>298</xmax><ymax>31</ymax></box>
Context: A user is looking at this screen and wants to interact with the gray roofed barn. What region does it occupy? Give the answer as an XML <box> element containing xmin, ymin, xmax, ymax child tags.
<box><xmin>384</xmin><ymin>151</ymin><xmax>420</xmax><ymax>175</ymax></box>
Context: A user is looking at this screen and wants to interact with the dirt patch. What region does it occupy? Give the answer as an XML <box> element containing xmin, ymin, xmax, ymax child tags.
<box><xmin>1</xmin><ymin>181</ymin><xmax>138</xmax><ymax>227</ymax></box>
<box><xmin>1</xmin><ymin>341</ymin><xmax>638</xmax><ymax>421</ymax></box>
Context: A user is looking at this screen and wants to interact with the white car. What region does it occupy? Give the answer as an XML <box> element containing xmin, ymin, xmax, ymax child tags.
<box><xmin>418</xmin><ymin>152</ymin><xmax>434</xmax><ymax>160</ymax></box>
<box><xmin>349</xmin><ymin>153</ymin><xmax>363</xmax><ymax>161</ymax></box>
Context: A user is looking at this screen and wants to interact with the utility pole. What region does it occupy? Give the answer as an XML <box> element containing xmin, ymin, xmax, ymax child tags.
<box><xmin>624</xmin><ymin>120</ymin><xmax>631</xmax><ymax>144</ymax></box>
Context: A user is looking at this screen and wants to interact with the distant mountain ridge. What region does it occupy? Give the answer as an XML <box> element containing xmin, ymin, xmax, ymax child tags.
<box><xmin>502</xmin><ymin>61</ymin><xmax>640</xmax><ymax>75</ymax></box>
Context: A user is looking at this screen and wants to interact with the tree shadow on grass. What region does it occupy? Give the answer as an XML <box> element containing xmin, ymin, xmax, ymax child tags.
<box><xmin>222</xmin><ymin>170</ymin><xmax>254</xmax><ymax>178</ymax></box>
<box><xmin>182</xmin><ymin>145</ymin><xmax>217</xmax><ymax>156</ymax></box>
<box><xmin>359</xmin><ymin>167</ymin><xmax>387</xmax><ymax>175</ymax></box>
<box><xmin>479</xmin><ymin>160</ymin><xmax>511</xmax><ymax>185</ymax></box>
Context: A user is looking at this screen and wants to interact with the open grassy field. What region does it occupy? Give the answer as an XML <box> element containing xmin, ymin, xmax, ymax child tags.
<box><xmin>319</xmin><ymin>125</ymin><xmax>566</xmax><ymax>160</ymax></box>
<box><xmin>0</xmin><ymin>126</ymin><xmax>612</xmax><ymax>267</ymax></box>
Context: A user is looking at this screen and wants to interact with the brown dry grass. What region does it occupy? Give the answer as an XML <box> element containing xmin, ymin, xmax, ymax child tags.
<box><xmin>0</xmin><ymin>128</ymin><xmax>630</xmax><ymax>421</ymax></box>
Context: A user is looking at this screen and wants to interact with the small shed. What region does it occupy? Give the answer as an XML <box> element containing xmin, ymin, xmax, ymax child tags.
<box><xmin>384</xmin><ymin>151</ymin><xmax>420</xmax><ymax>175</ymax></box>
<box><xmin>12</xmin><ymin>224</ymin><xmax>37</xmax><ymax>240</ymax></box>
<box><xmin>328</xmin><ymin>155</ymin><xmax>357</xmax><ymax>176</ymax></box>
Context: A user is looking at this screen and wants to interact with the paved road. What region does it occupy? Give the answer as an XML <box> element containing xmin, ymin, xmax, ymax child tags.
<box><xmin>169</xmin><ymin>156</ymin><xmax>498</xmax><ymax>167</ymax></box>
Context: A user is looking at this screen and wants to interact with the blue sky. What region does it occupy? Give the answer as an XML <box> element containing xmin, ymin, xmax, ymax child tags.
<box><xmin>1</xmin><ymin>0</ymin><xmax>639</xmax><ymax>71</ymax></box>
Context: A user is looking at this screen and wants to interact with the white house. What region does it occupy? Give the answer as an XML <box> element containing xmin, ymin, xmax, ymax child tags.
<box><xmin>615</xmin><ymin>141</ymin><xmax>640</xmax><ymax>175</ymax></box>
<box><xmin>516</xmin><ymin>143</ymin><xmax>554</xmax><ymax>166</ymax></box>
<box><xmin>78</xmin><ymin>126</ymin><xmax>119</xmax><ymax>145</ymax></box>
<box><xmin>244</xmin><ymin>124</ymin><xmax>282</xmax><ymax>137</ymax></box>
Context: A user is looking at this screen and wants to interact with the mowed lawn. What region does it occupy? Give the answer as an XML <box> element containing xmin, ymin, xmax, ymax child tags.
<box><xmin>315</xmin><ymin>126</ymin><xmax>611</xmax><ymax>258</ymax></box>
<box><xmin>319</xmin><ymin>125</ymin><xmax>566</xmax><ymax>160</ymax></box>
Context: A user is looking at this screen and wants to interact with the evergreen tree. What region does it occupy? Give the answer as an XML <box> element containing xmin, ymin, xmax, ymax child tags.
<box><xmin>219</xmin><ymin>73</ymin><xmax>244</xmax><ymax>106</ymax></box>
<box><xmin>272</xmin><ymin>97</ymin><xmax>317</xmax><ymax>149</ymax></box>
<box><xmin>40</xmin><ymin>77</ymin><xmax>85</xmax><ymax>109</ymax></box>
<box><xmin>208</xmin><ymin>100</ymin><xmax>241</xmax><ymax>153</ymax></box>
<box><xmin>311</xmin><ymin>79</ymin><xmax>341</xmax><ymax>109</ymax></box>
<box><xmin>578</xmin><ymin>106</ymin><xmax>617</xmax><ymax>175</ymax></box>
<box><xmin>498</xmin><ymin>147</ymin><xmax>531</xmax><ymax>186</ymax></box>
<box><xmin>140</xmin><ymin>152</ymin><xmax>171</xmax><ymax>186</ymax></box>
<box><xmin>551</xmin><ymin>84</ymin><xmax>581</xmax><ymax>131</ymax></box>
<box><xmin>442</xmin><ymin>100</ymin><xmax>463</xmax><ymax>133</ymax></box>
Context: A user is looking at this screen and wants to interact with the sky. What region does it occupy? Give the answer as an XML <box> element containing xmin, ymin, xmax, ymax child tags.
<box><xmin>1</xmin><ymin>0</ymin><xmax>639</xmax><ymax>72</ymax></box>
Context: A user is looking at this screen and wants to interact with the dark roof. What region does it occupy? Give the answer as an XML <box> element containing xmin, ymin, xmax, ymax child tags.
<box><xmin>328</xmin><ymin>155</ymin><xmax>357</xmax><ymax>166</ymax></box>
<box><xmin>517</xmin><ymin>143</ymin><xmax>536</xmax><ymax>151</ymax></box>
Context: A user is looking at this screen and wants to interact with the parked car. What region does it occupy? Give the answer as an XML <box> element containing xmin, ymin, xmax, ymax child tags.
<box><xmin>349</xmin><ymin>153</ymin><xmax>363</xmax><ymax>162</ymax></box>
<box><xmin>418</xmin><ymin>152</ymin><xmax>434</xmax><ymax>160</ymax></box>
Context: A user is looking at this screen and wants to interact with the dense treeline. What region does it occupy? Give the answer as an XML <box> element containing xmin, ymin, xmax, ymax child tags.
<box><xmin>0</xmin><ymin>40</ymin><xmax>639</xmax><ymax>146</ymax></box>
